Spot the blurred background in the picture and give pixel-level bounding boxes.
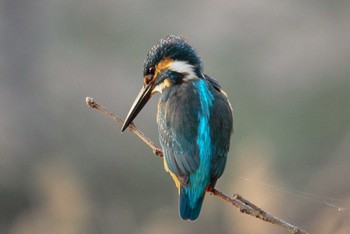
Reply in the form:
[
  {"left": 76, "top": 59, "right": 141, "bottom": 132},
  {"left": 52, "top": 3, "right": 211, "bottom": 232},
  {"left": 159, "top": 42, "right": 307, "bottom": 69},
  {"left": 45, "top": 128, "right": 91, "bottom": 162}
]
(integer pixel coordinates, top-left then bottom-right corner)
[{"left": 1, "top": 0, "right": 350, "bottom": 233}]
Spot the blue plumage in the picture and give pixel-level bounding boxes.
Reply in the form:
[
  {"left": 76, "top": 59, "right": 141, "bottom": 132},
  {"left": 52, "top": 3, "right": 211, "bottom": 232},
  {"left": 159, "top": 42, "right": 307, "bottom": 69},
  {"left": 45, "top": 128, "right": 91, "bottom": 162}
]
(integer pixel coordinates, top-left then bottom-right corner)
[
  {"left": 157, "top": 77, "right": 232, "bottom": 221},
  {"left": 182, "top": 80, "right": 213, "bottom": 220},
  {"left": 180, "top": 187, "right": 204, "bottom": 220},
  {"left": 122, "top": 35, "right": 233, "bottom": 221}
]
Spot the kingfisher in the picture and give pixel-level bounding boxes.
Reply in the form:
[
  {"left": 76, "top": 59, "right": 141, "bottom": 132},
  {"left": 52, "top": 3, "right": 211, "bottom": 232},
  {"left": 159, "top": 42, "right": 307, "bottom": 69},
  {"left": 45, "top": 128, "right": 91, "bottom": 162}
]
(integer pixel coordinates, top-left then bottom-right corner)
[{"left": 121, "top": 35, "right": 233, "bottom": 221}]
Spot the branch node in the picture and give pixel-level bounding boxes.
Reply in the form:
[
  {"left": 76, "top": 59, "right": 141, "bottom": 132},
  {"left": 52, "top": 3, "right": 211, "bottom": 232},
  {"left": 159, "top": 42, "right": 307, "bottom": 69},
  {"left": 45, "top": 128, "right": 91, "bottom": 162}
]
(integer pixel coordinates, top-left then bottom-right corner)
[
  {"left": 153, "top": 148, "right": 164, "bottom": 157},
  {"left": 85, "top": 97, "right": 93, "bottom": 107}
]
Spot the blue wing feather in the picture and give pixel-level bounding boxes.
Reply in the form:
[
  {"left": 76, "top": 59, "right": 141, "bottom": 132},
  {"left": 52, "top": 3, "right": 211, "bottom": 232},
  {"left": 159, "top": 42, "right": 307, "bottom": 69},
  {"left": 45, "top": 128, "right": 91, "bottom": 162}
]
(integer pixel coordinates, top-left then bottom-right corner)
[
  {"left": 205, "top": 75, "right": 233, "bottom": 184},
  {"left": 158, "top": 81, "right": 201, "bottom": 182}
]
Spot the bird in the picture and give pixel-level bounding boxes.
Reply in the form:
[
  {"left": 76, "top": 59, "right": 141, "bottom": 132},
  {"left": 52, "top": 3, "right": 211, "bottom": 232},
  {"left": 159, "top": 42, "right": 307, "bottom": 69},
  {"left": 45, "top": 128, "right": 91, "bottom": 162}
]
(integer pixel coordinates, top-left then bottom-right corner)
[{"left": 121, "top": 35, "right": 233, "bottom": 221}]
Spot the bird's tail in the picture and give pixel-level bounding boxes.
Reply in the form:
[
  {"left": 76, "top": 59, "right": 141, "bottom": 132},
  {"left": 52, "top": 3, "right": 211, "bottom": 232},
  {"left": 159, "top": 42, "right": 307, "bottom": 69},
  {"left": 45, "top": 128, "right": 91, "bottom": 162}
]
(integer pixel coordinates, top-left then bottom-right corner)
[{"left": 179, "top": 188, "right": 205, "bottom": 221}]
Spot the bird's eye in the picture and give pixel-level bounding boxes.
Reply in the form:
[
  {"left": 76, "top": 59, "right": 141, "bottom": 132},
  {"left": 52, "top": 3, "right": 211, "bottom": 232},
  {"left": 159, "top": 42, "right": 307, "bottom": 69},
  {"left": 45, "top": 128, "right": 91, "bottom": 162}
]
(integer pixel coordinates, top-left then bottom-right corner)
[{"left": 148, "top": 66, "right": 155, "bottom": 75}]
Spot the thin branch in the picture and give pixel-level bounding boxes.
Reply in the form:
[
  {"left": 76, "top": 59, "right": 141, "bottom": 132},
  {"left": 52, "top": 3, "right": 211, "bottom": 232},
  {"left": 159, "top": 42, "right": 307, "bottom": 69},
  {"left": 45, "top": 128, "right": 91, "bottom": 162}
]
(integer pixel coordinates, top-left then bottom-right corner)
[
  {"left": 211, "top": 190, "right": 307, "bottom": 234},
  {"left": 86, "top": 97, "right": 163, "bottom": 157},
  {"left": 85, "top": 96, "right": 309, "bottom": 234}
]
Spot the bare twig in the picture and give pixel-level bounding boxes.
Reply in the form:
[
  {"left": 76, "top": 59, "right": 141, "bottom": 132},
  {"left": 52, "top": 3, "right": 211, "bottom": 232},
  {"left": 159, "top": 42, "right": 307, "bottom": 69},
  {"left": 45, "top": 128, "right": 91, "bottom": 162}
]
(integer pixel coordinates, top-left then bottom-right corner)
[
  {"left": 211, "top": 189, "right": 307, "bottom": 234},
  {"left": 85, "top": 96, "right": 309, "bottom": 234},
  {"left": 86, "top": 97, "right": 163, "bottom": 157}
]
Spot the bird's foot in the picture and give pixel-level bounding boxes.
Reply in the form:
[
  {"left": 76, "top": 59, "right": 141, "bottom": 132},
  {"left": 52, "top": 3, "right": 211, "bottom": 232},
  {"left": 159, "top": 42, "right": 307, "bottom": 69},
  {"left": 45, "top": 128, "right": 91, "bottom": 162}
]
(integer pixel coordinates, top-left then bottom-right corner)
[{"left": 206, "top": 185, "right": 216, "bottom": 193}]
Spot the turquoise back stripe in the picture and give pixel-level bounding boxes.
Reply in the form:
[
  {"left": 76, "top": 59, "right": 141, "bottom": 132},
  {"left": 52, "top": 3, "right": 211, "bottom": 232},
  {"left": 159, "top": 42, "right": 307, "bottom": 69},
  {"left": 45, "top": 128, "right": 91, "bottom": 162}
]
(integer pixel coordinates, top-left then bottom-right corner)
[{"left": 185, "top": 79, "right": 214, "bottom": 207}]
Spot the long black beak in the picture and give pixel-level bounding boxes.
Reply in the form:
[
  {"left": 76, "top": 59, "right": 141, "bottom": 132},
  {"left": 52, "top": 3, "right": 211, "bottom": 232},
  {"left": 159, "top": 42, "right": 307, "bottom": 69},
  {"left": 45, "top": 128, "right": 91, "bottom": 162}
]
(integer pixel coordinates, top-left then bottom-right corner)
[{"left": 121, "top": 84, "right": 153, "bottom": 132}]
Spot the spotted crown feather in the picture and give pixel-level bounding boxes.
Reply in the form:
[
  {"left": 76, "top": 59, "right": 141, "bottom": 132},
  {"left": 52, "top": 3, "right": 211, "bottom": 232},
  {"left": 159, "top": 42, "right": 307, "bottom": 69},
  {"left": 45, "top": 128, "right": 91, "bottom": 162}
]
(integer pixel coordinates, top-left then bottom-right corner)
[{"left": 143, "top": 35, "right": 203, "bottom": 77}]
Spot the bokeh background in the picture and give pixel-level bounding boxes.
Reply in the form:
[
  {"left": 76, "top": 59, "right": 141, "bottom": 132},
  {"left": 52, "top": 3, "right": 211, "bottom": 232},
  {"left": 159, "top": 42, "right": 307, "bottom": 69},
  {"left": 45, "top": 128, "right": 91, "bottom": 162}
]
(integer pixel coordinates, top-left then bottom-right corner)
[{"left": 1, "top": 0, "right": 350, "bottom": 233}]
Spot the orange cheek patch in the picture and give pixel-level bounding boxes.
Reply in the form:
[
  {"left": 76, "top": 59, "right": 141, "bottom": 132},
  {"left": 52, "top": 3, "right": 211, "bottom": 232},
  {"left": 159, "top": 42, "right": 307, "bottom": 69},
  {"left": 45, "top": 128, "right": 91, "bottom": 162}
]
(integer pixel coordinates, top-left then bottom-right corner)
[
  {"left": 147, "top": 58, "right": 174, "bottom": 88},
  {"left": 155, "top": 58, "right": 173, "bottom": 77}
]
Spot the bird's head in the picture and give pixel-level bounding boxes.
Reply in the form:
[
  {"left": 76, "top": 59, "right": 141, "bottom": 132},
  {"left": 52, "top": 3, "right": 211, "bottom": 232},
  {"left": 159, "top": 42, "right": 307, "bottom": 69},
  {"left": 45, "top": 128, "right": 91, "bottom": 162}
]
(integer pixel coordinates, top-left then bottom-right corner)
[{"left": 121, "top": 35, "right": 203, "bottom": 131}]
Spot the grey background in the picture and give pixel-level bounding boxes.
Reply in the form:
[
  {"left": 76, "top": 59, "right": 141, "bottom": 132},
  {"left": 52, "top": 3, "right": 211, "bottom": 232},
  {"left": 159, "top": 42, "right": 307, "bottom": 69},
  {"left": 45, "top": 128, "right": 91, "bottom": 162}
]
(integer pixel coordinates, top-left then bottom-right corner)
[{"left": 1, "top": 1, "right": 349, "bottom": 233}]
